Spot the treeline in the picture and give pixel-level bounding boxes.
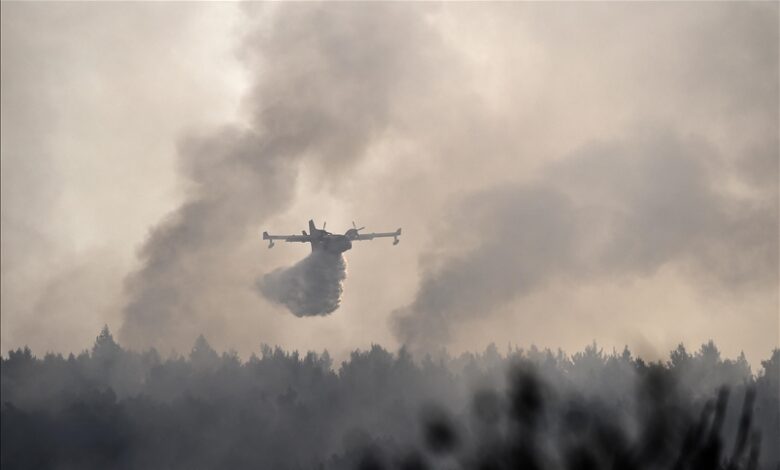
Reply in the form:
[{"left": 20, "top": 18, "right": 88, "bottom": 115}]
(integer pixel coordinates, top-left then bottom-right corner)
[{"left": 1, "top": 327, "right": 778, "bottom": 469}]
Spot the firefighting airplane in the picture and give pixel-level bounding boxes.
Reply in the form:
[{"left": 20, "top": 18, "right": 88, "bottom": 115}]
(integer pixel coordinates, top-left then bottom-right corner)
[{"left": 263, "top": 220, "right": 401, "bottom": 254}]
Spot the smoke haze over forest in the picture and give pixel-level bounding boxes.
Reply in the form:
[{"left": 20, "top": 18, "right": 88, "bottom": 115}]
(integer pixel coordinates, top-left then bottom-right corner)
[
  {"left": 1, "top": 3, "right": 778, "bottom": 468},
  {"left": 2, "top": 330, "right": 778, "bottom": 469},
  {"left": 1, "top": 3, "right": 778, "bottom": 365}
]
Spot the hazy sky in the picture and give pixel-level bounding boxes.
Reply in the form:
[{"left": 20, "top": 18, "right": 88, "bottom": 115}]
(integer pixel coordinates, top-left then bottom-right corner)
[{"left": 2, "top": 2, "right": 777, "bottom": 366}]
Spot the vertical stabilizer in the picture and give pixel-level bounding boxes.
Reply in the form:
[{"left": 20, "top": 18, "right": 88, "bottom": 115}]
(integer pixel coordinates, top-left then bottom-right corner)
[{"left": 309, "top": 219, "right": 317, "bottom": 234}]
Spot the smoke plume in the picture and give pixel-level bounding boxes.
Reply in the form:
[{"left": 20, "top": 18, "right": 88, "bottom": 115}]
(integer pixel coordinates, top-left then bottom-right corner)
[
  {"left": 258, "top": 252, "right": 347, "bottom": 317},
  {"left": 4, "top": 2, "right": 775, "bottom": 361},
  {"left": 118, "top": 3, "right": 449, "bottom": 350},
  {"left": 392, "top": 130, "right": 778, "bottom": 351}
]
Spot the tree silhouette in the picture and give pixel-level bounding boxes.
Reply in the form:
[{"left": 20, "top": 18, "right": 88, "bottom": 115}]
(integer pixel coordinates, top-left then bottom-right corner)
[{"left": 1, "top": 329, "right": 777, "bottom": 469}]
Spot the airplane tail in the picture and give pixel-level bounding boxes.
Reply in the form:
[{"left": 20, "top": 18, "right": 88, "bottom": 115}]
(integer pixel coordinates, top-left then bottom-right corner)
[{"left": 309, "top": 219, "right": 316, "bottom": 234}]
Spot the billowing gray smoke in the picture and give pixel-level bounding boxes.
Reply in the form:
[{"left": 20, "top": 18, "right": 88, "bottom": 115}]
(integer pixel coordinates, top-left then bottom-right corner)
[
  {"left": 118, "top": 3, "right": 450, "bottom": 350},
  {"left": 392, "top": 129, "right": 778, "bottom": 351},
  {"left": 258, "top": 252, "right": 347, "bottom": 317}
]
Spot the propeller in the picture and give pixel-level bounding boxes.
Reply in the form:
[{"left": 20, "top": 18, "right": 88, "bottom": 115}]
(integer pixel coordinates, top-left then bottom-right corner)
[{"left": 352, "top": 221, "right": 366, "bottom": 231}]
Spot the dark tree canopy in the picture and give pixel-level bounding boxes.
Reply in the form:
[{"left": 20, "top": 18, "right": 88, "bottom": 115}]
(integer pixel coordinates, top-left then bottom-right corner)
[{"left": 1, "top": 328, "right": 778, "bottom": 470}]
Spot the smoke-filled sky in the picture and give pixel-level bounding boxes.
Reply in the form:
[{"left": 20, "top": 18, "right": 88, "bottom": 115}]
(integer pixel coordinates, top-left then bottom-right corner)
[{"left": 2, "top": 2, "right": 777, "bottom": 365}]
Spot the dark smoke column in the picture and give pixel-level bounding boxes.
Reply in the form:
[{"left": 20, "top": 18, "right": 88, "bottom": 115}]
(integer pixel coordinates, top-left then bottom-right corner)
[{"left": 119, "top": 4, "right": 449, "bottom": 350}]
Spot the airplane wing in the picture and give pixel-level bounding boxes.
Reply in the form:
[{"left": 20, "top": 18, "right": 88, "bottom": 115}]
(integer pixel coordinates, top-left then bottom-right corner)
[
  {"left": 352, "top": 228, "right": 402, "bottom": 245},
  {"left": 262, "top": 231, "right": 311, "bottom": 248}
]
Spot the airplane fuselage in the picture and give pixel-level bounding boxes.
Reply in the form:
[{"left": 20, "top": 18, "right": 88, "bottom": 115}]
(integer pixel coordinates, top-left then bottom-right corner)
[{"left": 310, "top": 230, "right": 353, "bottom": 254}]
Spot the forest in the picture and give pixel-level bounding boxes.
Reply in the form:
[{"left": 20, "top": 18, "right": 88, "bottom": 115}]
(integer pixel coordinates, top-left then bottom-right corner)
[{"left": 2, "top": 327, "right": 778, "bottom": 470}]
